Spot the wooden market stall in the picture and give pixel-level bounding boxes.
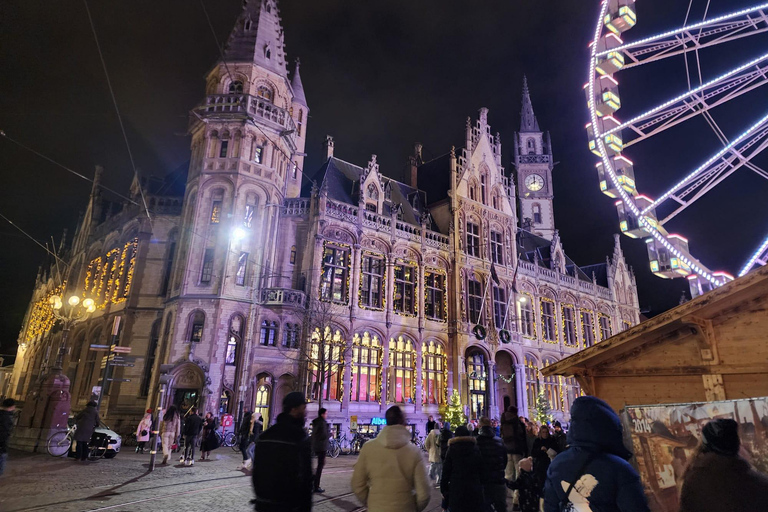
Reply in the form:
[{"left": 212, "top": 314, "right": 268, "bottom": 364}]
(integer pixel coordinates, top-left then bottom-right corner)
[{"left": 542, "top": 265, "right": 768, "bottom": 412}]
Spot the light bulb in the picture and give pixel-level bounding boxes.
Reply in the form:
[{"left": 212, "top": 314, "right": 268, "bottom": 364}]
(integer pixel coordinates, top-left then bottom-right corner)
[
  {"left": 82, "top": 298, "right": 94, "bottom": 309},
  {"left": 232, "top": 227, "right": 247, "bottom": 241},
  {"left": 49, "top": 295, "right": 61, "bottom": 306},
  {"left": 86, "top": 304, "right": 96, "bottom": 313},
  {"left": 68, "top": 295, "right": 80, "bottom": 306}
]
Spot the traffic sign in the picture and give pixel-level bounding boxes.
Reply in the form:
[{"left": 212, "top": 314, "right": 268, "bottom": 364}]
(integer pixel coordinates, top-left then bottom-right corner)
[
  {"left": 111, "top": 363, "right": 135, "bottom": 368},
  {"left": 107, "top": 378, "right": 131, "bottom": 382},
  {"left": 90, "top": 344, "right": 110, "bottom": 351},
  {"left": 111, "top": 345, "right": 132, "bottom": 354}
]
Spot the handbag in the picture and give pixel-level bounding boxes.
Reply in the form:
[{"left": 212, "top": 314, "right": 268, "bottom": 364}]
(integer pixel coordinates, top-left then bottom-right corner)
[
  {"left": 559, "top": 452, "right": 596, "bottom": 512},
  {"left": 141, "top": 430, "right": 148, "bottom": 437}
]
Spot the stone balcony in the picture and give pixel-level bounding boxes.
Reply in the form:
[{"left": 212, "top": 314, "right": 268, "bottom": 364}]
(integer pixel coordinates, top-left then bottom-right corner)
[
  {"left": 259, "top": 287, "right": 306, "bottom": 308},
  {"left": 199, "top": 94, "right": 297, "bottom": 149}
]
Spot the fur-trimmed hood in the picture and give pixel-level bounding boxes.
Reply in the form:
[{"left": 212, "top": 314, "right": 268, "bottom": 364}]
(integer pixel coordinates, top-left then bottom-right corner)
[{"left": 448, "top": 435, "right": 477, "bottom": 446}]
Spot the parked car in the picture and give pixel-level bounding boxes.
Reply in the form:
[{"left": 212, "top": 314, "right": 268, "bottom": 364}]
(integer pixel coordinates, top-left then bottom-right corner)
[{"left": 65, "top": 417, "right": 122, "bottom": 459}]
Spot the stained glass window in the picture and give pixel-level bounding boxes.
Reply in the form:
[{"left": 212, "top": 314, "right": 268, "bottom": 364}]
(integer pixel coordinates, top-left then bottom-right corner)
[
  {"left": 422, "top": 341, "right": 446, "bottom": 405},
  {"left": 389, "top": 336, "right": 414, "bottom": 403},
  {"left": 351, "top": 332, "right": 381, "bottom": 402}
]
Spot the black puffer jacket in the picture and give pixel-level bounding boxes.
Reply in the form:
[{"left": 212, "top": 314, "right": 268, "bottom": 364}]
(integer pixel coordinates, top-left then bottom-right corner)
[
  {"left": 441, "top": 436, "right": 485, "bottom": 512},
  {"left": 252, "top": 413, "right": 312, "bottom": 512},
  {"left": 311, "top": 416, "right": 329, "bottom": 453},
  {"left": 476, "top": 426, "right": 507, "bottom": 485},
  {"left": 439, "top": 424, "right": 452, "bottom": 461}
]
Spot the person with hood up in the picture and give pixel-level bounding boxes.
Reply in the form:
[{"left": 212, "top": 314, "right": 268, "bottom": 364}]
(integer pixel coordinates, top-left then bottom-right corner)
[
  {"left": 252, "top": 392, "right": 312, "bottom": 512},
  {"left": 679, "top": 418, "right": 768, "bottom": 512},
  {"left": 476, "top": 417, "right": 508, "bottom": 512},
  {"left": 73, "top": 401, "right": 100, "bottom": 462},
  {"left": 311, "top": 407, "right": 329, "bottom": 493},
  {"left": 543, "top": 396, "right": 649, "bottom": 512},
  {"left": 351, "top": 405, "right": 431, "bottom": 512},
  {"left": 135, "top": 409, "right": 153, "bottom": 454},
  {"left": 500, "top": 406, "right": 528, "bottom": 483},
  {"left": 424, "top": 420, "right": 442, "bottom": 485},
  {"left": 440, "top": 425, "right": 484, "bottom": 512}
]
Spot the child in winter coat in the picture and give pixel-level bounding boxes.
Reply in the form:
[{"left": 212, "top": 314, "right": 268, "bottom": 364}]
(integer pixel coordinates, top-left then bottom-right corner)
[
  {"left": 506, "top": 457, "right": 542, "bottom": 512},
  {"left": 136, "top": 409, "right": 153, "bottom": 454}
]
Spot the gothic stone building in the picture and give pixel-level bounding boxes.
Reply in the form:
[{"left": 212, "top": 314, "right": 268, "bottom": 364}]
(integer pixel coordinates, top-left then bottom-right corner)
[{"left": 9, "top": 0, "right": 639, "bottom": 436}]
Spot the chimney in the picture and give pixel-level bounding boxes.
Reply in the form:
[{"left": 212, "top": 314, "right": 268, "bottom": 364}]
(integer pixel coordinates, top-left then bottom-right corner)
[
  {"left": 407, "top": 143, "right": 423, "bottom": 189},
  {"left": 323, "top": 135, "right": 334, "bottom": 160}
]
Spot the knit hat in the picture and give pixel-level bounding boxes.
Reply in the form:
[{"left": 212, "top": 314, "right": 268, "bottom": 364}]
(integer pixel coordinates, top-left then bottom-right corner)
[
  {"left": 455, "top": 425, "right": 470, "bottom": 437},
  {"left": 146, "top": 408, "right": 153, "bottom": 414},
  {"left": 702, "top": 419, "right": 740, "bottom": 456},
  {"left": 282, "top": 391, "right": 306, "bottom": 412},
  {"left": 518, "top": 457, "right": 533, "bottom": 473}
]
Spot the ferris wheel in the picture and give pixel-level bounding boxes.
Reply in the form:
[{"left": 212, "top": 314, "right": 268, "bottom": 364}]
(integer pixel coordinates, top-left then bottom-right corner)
[{"left": 586, "top": 1, "right": 768, "bottom": 296}]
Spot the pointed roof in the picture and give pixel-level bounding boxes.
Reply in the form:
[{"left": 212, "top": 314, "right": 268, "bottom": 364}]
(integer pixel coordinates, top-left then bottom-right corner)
[
  {"left": 222, "top": 0, "right": 287, "bottom": 77},
  {"left": 520, "top": 75, "right": 540, "bottom": 132},
  {"left": 291, "top": 58, "right": 307, "bottom": 106}
]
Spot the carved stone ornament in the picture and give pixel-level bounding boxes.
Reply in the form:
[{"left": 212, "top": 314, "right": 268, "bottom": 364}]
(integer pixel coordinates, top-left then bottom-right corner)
[{"left": 175, "top": 368, "right": 204, "bottom": 389}]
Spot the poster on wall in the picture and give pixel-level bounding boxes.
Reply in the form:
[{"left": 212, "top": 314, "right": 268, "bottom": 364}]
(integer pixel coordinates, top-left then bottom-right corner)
[{"left": 620, "top": 397, "right": 768, "bottom": 512}]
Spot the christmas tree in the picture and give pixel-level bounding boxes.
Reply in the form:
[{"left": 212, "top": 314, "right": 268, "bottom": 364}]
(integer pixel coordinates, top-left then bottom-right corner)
[
  {"left": 532, "top": 383, "right": 553, "bottom": 425},
  {"left": 438, "top": 390, "right": 467, "bottom": 431}
]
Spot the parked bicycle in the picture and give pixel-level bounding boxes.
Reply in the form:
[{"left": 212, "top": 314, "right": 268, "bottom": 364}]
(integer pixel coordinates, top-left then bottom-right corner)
[
  {"left": 46, "top": 423, "right": 117, "bottom": 460},
  {"left": 410, "top": 429, "right": 426, "bottom": 452}
]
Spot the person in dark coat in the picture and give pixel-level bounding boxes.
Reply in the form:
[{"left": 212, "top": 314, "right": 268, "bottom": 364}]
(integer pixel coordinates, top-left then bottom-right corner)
[
  {"left": 252, "top": 392, "right": 312, "bottom": 512},
  {"left": 0, "top": 398, "right": 16, "bottom": 476},
  {"left": 441, "top": 425, "right": 484, "bottom": 512},
  {"left": 181, "top": 406, "right": 204, "bottom": 465},
  {"left": 552, "top": 421, "right": 567, "bottom": 453},
  {"left": 543, "top": 396, "right": 649, "bottom": 512},
  {"left": 310, "top": 407, "right": 329, "bottom": 493},
  {"left": 426, "top": 415, "right": 436, "bottom": 434},
  {"left": 500, "top": 406, "right": 528, "bottom": 482},
  {"left": 532, "top": 425, "right": 558, "bottom": 486},
  {"left": 200, "top": 412, "right": 219, "bottom": 460},
  {"left": 439, "top": 421, "right": 452, "bottom": 463},
  {"left": 680, "top": 418, "right": 768, "bottom": 512},
  {"left": 73, "top": 401, "right": 100, "bottom": 461},
  {"left": 476, "top": 417, "right": 507, "bottom": 512},
  {"left": 507, "top": 457, "right": 542, "bottom": 512}
]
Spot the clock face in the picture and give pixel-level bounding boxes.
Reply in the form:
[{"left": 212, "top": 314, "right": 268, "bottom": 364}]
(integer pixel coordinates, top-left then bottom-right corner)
[{"left": 525, "top": 174, "right": 545, "bottom": 192}]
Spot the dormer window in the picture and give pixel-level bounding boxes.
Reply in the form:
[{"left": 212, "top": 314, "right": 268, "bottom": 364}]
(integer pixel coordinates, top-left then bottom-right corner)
[
  {"left": 257, "top": 86, "right": 273, "bottom": 102},
  {"left": 244, "top": 19, "right": 252, "bottom": 31},
  {"left": 228, "top": 81, "right": 243, "bottom": 94},
  {"left": 384, "top": 183, "right": 392, "bottom": 200}
]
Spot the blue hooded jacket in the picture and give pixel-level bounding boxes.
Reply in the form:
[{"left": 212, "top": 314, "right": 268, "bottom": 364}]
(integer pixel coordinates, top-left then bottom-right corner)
[{"left": 543, "top": 396, "right": 649, "bottom": 512}]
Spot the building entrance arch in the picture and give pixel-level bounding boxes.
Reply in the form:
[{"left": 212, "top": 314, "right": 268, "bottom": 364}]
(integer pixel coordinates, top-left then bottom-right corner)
[
  {"left": 494, "top": 350, "right": 517, "bottom": 419},
  {"left": 168, "top": 363, "right": 205, "bottom": 416}
]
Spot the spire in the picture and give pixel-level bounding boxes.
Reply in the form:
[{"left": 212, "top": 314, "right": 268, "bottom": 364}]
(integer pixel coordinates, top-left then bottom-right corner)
[
  {"left": 222, "top": 0, "right": 287, "bottom": 77},
  {"left": 520, "top": 75, "right": 539, "bottom": 132},
  {"left": 291, "top": 58, "right": 307, "bottom": 106}
]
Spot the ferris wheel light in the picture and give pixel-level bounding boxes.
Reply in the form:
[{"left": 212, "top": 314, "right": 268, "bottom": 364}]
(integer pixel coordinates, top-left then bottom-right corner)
[{"left": 739, "top": 234, "right": 768, "bottom": 276}]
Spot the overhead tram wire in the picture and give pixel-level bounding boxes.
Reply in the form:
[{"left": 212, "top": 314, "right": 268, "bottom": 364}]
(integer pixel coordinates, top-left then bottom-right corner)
[
  {"left": 0, "top": 212, "right": 70, "bottom": 270},
  {"left": 82, "top": 0, "right": 152, "bottom": 226}
]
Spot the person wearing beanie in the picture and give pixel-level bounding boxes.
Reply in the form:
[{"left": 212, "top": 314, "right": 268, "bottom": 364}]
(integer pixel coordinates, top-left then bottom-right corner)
[
  {"left": 440, "top": 425, "right": 484, "bottom": 512},
  {"left": 351, "top": 406, "right": 430, "bottom": 512},
  {"left": 552, "top": 421, "right": 567, "bottom": 454},
  {"left": 251, "top": 391, "right": 312, "bottom": 512},
  {"left": 679, "top": 418, "right": 768, "bottom": 512},
  {"left": 543, "top": 396, "right": 649, "bottom": 512},
  {"left": 506, "top": 457, "right": 541, "bottom": 512},
  {"left": 476, "top": 417, "right": 508, "bottom": 512}
]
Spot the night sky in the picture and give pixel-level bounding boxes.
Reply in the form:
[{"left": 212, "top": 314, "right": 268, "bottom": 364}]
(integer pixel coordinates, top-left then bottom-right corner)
[{"left": 1, "top": 0, "right": 767, "bottom": 357}]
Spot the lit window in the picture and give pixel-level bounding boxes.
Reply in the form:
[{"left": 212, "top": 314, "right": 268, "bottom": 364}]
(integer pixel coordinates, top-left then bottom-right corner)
[
  {"left": 360, "top": 254, "right": 384, "bottom": 309},
  {"left": 320, "top": 245, "right": 349, "bottom": 303},
  {"left": 493, "top": 286, "right": 507, "bottom": 329},
  {"left": 244, "top": 204, "right": 255, "bottom": 228},
  {"left": 581, "top": 311, "right": 595, "bottom": 347},
  {"left": 541, "top": 299, "right": 556, "bottom": 342},
  {"left": 256, "top": 86, "right": 273, "bottom": 101},
  {"left": 563, "top": 306, "right": 577, "bottom": 346},
  {"left": 253, "top": 145, "right": 263, "bottom": 164},
  {"left": 467, "top": 350, "right": 486, "bottom": 420},
  {"left": 189, "top": 312, "right": 205, "bottom": 343},
  {"left": 424, "top": 271, "right": 446, "bottom": 321},
  {"left": 599, "top": 315, "right": 612, "bottom": 341},
  {"left": 228, "top": 81, "right": 243, "bottom": 94},
  {"left": 393, "top": 263, "right": 416, "bottom": 315},
  {"left": 422, "top": 341, "right": 446, "bottom": 405},
  {"left": 225, "top": 335, "right": 238, "bottom": 365},
  {"left": 490, "top": 231, "right": 503, "bottom": 265},
  {"left": 259, "top": 320, "right": 278, "bottom": 346},
  {"left": 467, "top": 277, "right": 483, "bottom": 324},
  {"left": 519, "top": 294, "right": 535, "bottom": 337},
  {"left": 307, "top": 327, "right": 344, "bottom": 401},
  {"left": 200, "top": 248, "right": 214, "bottom": 283},
  {"left": 210, "top": 201, "right": 222, "bottom": 224},
  {"left": 389, "top": 336, "right": 415, "bottom": 403},
  {"left": 235, "top": 252, "right": 248, "bottom": 286},
  {"left": 351, "top": 332, "right": 382, "bottom": 402},
  {"left": 524, "top": 354, "right": 539, "bottom": 410},
  {"left": 466, "top": 222, "right": 480, "bottom": 257}
]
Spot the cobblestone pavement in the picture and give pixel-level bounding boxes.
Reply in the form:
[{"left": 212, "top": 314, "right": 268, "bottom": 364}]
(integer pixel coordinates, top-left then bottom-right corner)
[{"left": 0, "top": 447, "right": 476, "bottom": 512}]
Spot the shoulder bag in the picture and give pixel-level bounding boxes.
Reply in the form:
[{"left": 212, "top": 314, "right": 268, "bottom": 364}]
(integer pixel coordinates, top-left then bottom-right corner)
[{"left": 560, "top": 452, "right": 596, "bottom": 512}]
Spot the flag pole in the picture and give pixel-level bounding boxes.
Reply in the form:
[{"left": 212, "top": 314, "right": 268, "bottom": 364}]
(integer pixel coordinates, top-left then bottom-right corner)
[
  {"left": 476, "top": 271, "right": 492, "bottom": 326},
  {"left": 501, "top": 257, "right": 521, "bottom": 331}
]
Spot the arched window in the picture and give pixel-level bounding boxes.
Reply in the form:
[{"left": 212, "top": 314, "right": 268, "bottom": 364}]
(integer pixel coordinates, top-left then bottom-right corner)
[
  {"left": 189, "top": 311, "right": 205, "bottom": 343},
  {"left": 226, "top": 315, "right": 244, "bottom": 365},
  {"left": 519, "top": 293, "right": 535, "bottom": 338},
  {"left": 228, "top": 81, "right": 243, "bottom": 94},
  {"left": 244, "top": 19, "right": 252, "bottom": 31},
  {"left": 219, "top": 389, "right": 232, "bottom": 415},
  {"left": 532, "top": 204, "right": 542, "bottom": 224},
  {"left": 80, "top": 328, "right": 103, "bottom": 399},
  {"left": 351, "top": 332, "right": 382, "bottom": 402},
  {"left": 254, "top": 384, "right": 270, "bottom": 425},
  {"left": 542, "top": 358, "right": 560, "bottom": 411},
  {"left": 389, "top": 336, "right": 415, "bottom": 403},
  {"left": 257, "top": 85, "right": 273, "bottom": 101},
  {"left": 422, "top": 341, "right": 446, "bottom": 405},
  {"left": 527, "top": 138, "right": 535, "bottom": 153},
  {"left": 297, "top": 109, "right": 304, "bottom": 136},
  {"left": 467, "top": 349, "right": 487, "bottom": 420},
  {"left": 524, "top": 354, "right": 539, "bottom": 413},
  {"left": 160, "top": 230, "right": 177, "bottom": 296},
  {"left": 259, "top": 320, "right": 278, "bottom": 346},
  {"left": 480, "top": 174, "right": 487, "bottom": 204},
  {"left": 367, "top": 183, "right": 379, "bottom": 200},
  {"left": 307, "top": 327, "right": 344, "bottom": 401},
  {"left": 283, "top": 323, "right": 300, "bottom": 348},
  {"left": 140, "top": 320, "right": 161, "bottom": 396}
]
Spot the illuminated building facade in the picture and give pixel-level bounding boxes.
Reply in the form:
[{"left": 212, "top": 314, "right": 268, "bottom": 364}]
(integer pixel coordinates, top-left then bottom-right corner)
[{"left": 9, "top": 0, "right": 639, "bottom": 435}]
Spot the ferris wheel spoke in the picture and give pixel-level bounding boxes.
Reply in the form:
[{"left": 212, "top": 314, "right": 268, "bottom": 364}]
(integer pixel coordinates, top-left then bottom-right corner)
[
  {"left": 642, "top": 110, "right": 768, "bottom": 215},
  {"left": 597, "top": 4, "right": 768, "bottom": 68},
  {"left": 740, "top": 235, "right": 768, "bottom": 276},
  {"left": 604, "top": 55, "right": 768, "bottom": 144}
]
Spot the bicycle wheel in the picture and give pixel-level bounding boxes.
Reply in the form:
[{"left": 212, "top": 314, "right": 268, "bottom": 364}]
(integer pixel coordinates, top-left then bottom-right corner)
[
  {"left": 223, "top": 432, "right": 236, "bottom": 447},
  {"left": 231, "top": 434, "right": 242, "bottom": 452},
  {"left": 47, "top": 431, "right": 71, "bottom": 457}
]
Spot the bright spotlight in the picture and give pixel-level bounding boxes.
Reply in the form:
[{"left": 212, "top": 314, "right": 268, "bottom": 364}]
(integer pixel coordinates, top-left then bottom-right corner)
[{"left": 232, "top": 227, "right": 247, "bottom": 241}]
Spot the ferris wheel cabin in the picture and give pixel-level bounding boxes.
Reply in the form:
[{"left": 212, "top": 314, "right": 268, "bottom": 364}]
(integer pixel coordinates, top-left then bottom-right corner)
[{"left": 603, "top": 0, "right": 637, "bottom": 35}]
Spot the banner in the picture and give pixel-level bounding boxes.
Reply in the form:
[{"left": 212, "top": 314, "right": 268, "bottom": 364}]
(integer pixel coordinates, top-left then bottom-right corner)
[{"left": 621, "top": 397, "right": 768, "bottom": 512}]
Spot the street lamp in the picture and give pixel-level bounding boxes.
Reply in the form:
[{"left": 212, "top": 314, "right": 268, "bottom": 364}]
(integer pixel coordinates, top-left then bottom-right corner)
[{"left": 48, "top": 292, "right": 96, "bottom": 370}]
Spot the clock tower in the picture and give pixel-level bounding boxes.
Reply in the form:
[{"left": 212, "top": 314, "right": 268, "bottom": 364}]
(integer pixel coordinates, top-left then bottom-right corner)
[{"left": 514, "top": 76, "right": 556, "bottom": 240}]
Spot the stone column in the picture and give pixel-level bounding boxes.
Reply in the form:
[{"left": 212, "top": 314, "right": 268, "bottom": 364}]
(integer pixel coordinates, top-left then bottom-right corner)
[
  {"left": 515, "top": 363, "right": 528, "bottom": 416},
  {"left": 341, "top": 341, "right": 353, "bottom": 415},
  {"left": 486, "top": 361, "right": 497, "bottom": 419},
  {"left": 414, "top": 343, "right": 423, "bottom": 413},
  {"left": 350, "top": 245, "right": 361, "bottom": 319},
  {"left": 380, "top": 345, "right": 389, "bottom": 415}
]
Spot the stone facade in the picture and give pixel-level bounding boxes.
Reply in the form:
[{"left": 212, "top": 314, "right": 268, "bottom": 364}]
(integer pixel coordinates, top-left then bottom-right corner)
[{"left": 8, "top": 0, "right": 639, "bottom": 437}]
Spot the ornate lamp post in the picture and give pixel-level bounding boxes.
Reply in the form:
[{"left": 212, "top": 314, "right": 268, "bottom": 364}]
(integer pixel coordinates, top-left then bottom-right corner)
[{"left": 11, "top": 292, "right": 96, "bottom": 452}]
